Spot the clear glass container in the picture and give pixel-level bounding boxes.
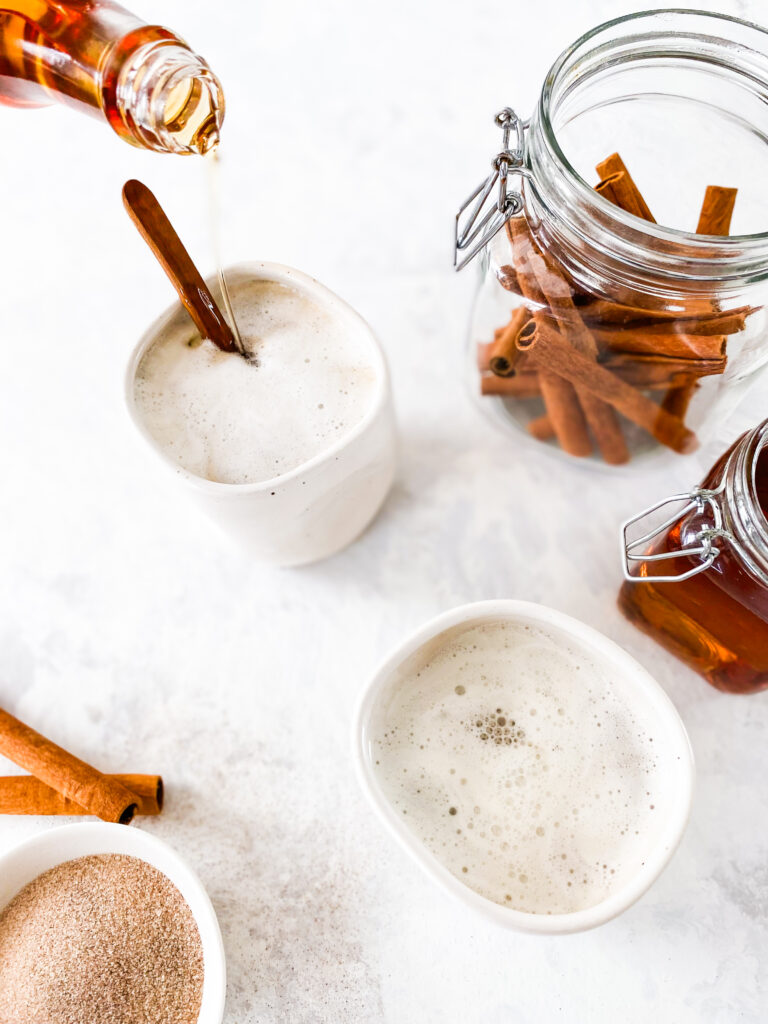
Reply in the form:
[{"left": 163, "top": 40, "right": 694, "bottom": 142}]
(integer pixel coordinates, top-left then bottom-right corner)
[
  {"left": 619, "top": 418, "right": 768, "bottom": 694},
  {"left": 464, "top": 11, "right": 768, "bottom": 468}
]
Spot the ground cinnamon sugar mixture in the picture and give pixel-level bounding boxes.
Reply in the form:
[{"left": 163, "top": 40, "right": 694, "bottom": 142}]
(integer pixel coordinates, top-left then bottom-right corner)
[{"left": 0, "top": 853, "right": 204, "bottom": 1024}]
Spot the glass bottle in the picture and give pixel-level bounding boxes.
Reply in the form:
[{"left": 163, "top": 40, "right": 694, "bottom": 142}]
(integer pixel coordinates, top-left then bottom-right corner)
[
  {"left": 456, "top": 11, "right": 768, "bottom": 470},
  {"left": 619, "top": 418, "right": 768, "bottom": 694},
  {"left": 0, "top": 0, "right": 224, "bottom": 154}
]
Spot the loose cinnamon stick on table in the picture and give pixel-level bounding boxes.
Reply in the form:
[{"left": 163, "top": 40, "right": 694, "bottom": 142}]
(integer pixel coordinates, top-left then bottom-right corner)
[
  {"left": 595, "top": 153, "right": 656, "bottom": 222},
  {"left": 489, "top": 307, "right": 532, "bottom": 377},
  {"left": 0, "top": 707, "right": 140, "bottom": 824},
  {"left": 506, "top": 218, "right": 593, "bottom": 457},
  {"left": 0, "top": 774, "right": 163, "bottom": 816},
  {"left": 515, "top": 319, "right": 698, "bottom": 454}
]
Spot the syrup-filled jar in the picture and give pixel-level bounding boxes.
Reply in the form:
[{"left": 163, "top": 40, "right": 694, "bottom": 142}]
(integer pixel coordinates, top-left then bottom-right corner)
[
  {"left": 619, "top": 418, "right": 768, "bottom": 694},
  {"left": 458, "top": 11, "right": 768, "bottom": 469}
]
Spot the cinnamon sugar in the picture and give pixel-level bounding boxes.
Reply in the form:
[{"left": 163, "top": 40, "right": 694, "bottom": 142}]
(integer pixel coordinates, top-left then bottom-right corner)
[{"left": 0, "top": 853, "right": 204, "bottom": 1024}]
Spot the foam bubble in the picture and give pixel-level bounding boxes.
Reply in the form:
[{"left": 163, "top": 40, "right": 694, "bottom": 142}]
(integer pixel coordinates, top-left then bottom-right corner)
[
  {"left": 134, "top": 279, "right": 377, "bottom": 485},
  {"left": 371, "top": 620, "right": 668, "bottom": 915}
]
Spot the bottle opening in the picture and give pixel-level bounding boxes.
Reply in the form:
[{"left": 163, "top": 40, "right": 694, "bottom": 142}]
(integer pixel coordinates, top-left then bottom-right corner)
[
  {"left": 116, "top": 40, "right": 225, "bottom": 155},
  {"left": 161, "top": 73, "right": 220, "bottom": 154}
]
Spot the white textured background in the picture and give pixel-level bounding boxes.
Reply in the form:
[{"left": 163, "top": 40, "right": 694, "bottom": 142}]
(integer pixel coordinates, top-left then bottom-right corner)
[{"left": 1, "top": 1, "right": 767, "bottom": 1021}]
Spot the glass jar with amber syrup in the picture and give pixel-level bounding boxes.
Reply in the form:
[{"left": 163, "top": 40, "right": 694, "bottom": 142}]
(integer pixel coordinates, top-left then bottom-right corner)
[
  {"left": 458, "top": 11, "right": 768, "bottom": 468},
  {"left": 619, "top": 419, "right": 768, "bottom": 694}
]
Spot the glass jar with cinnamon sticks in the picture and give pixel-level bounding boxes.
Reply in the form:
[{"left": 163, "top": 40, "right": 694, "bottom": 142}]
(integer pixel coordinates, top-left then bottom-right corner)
[
  {"left": 459, "top": 11, "right": 768, "bottom": 467},
  {"left": 619, "top": 418, "right": 768, "bottom": 695}
]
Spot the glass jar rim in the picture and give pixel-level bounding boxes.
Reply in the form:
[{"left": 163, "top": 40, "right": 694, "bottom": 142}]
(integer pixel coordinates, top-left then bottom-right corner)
[{"left": 534, "top": 9, "right": 768, "bottom": 287}]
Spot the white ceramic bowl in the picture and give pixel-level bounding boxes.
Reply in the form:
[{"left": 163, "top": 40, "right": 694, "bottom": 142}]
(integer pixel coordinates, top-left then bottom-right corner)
[
  {"left": 125, "top": 261, "right": 397, "bottom": 567},
  {"left": 353, "top": 600, "right": 695, "bottom": 935},
  {"left": 0, "top": 823, "right": 226, "bottom": 1022}
]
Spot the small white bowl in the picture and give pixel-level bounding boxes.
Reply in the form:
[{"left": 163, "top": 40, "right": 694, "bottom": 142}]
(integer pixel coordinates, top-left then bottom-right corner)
[
  {"left": 353, "top": 599, "right": 695, "bottom": 935},
  {"left": 0, "top": 823, "right": 226, "bottom": 1022}
]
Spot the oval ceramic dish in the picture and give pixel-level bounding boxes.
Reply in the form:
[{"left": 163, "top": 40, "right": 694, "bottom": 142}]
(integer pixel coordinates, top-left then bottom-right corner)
[{"left": 353, "top": 599, "right": 695, "bottom": 934}]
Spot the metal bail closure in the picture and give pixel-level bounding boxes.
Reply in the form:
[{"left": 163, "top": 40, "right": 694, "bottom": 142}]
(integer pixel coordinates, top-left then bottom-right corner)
[
  {"left": 621, "top": 485, "right": 735, "bottom": 584},
  {"left": 454, "top": 107, "right": 528, "bottom": 272}
]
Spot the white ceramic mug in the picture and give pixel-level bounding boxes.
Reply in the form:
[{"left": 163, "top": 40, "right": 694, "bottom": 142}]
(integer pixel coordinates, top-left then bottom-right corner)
[
  {"left": 0, "top": 823, "right": 226, "bottom": 1023},
  {"left": 354, "top": 600, "right": 695, "bottom": 934},
  {"left": 125, "top": 262, "right": 397, "bottom": 567}
]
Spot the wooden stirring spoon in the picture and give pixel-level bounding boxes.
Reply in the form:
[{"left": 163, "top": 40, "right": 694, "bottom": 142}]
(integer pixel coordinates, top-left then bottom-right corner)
[{"left": 122, "top": 178, "right": 244, "bottom": 356}]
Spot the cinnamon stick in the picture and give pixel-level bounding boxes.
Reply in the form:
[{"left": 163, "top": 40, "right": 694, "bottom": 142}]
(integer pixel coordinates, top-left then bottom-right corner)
[
  {"left": 516, "top": 319, "right": 698, "bottom": 454},
  {"left": 527, "top": 414, "right": 555, "bottom": 441},
  {"left": 497, "top": 264, "right": 522, "bottom": 294},
  {"left": 578, "top": 299, "right": 751, "bottom": 332},
  {"left": 595, "top": 171, "right": 656, "bottom": 222},
  {"left": 0, "top": 708, "right": 140, "bottom": 824},
  {"left": 595, "top": 154, "right": 656, "bottom": 222},
  {"left": 662, "top": 184, "right": 738, "bottom": 418},
  {"left": 506, "top": 218, "right": 593, "bottom": 457},
  {"left": 489, "top": 307, "right": 532, "bottom": 377},
  {"left": 481, "top": 359, "right": 715, "bottom": 396},
  {"left": 602, "top": 352, "right": 726, "bottom": 387},
  {"left": 0, "top": 774, "right": 163, "bottom": 816},
  {"left": 696, "top": 186, "right": 738, "bottom": 236},
  {"left": 594, "top": 329, "right": 728, "bottom": 360},
  {"left": 522, "top": 238, "right": 630, "bottom": 464},
  {"left": 481, "top": 373, "right": 541, "bottom": 398}
]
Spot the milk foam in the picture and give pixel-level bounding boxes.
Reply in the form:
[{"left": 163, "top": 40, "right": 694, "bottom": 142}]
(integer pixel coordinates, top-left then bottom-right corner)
[
  {"left": 133, "top": 279, "right": 378, "bottom": 485},
  {"left": 371, "top": 620, "right": 670, "bottom": 915}
]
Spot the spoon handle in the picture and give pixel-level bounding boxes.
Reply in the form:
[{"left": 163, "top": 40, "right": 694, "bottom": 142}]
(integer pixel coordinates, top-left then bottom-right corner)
[{"left": 122, "top": 179, "right": 238, "bottom": 354}]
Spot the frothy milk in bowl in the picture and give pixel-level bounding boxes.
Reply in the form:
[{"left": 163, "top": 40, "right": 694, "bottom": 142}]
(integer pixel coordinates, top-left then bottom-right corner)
[
  {"left": 126, "top": 263, "right": 396, "bottom": 565},
  {"left": 354, "top": 601, "right": 694, "bottom": 933}
]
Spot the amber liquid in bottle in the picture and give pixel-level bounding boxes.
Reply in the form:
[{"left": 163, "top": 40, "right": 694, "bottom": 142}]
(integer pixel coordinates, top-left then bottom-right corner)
[
  {"left": 619, "top": 445, "right": 768, "bottom": 694},
  {"left": 0, "top": 0, "right": 223, "bottom": 153}
]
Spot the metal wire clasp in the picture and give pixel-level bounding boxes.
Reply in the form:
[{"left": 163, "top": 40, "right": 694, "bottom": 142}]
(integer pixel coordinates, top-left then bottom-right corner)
[
  {"left": 621, "top": 484, "right": 734, "bottom": 583},
  {"left": 454, "top": 107, "right": 528, "bottom": 272}
]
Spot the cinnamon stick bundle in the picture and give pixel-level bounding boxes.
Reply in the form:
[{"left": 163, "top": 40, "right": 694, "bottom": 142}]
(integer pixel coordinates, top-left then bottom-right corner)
[
  {"left": 0, "top": 707, "right": 141, "bottom": 824},
  {"left": 0, "top": 774, "right": 163, "bottom": 816},
  {"left": 479, "top": 152, "right": 751, "bottom": 462},
  {"left": 515, "top": 319, "right": 698, "bottom": 454}
]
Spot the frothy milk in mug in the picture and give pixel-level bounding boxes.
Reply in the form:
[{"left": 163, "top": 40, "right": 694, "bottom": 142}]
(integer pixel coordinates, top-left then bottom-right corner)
[
  {"left": 134, "top": 279, "right": 379, "bottom": 484},
  {"left": 370, "top": 619, "right": 673, "bottom": 915},
  {"left": 127, "top": 264, "right": 396, "bottom": 564}
]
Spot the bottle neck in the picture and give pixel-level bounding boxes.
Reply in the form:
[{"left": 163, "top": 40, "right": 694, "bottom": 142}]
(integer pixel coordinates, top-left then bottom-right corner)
[
  {"left": 109, "top": 39, "right": 224, "bottom": 155},
  {"left": 524, "top": 10, "right": 768, "bottom": 299}
]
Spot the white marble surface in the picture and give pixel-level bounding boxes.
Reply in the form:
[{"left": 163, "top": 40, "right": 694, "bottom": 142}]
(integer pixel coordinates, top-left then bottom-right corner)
[{"left": 2, "top": 1, "right": 768, "bottom": 1021}]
